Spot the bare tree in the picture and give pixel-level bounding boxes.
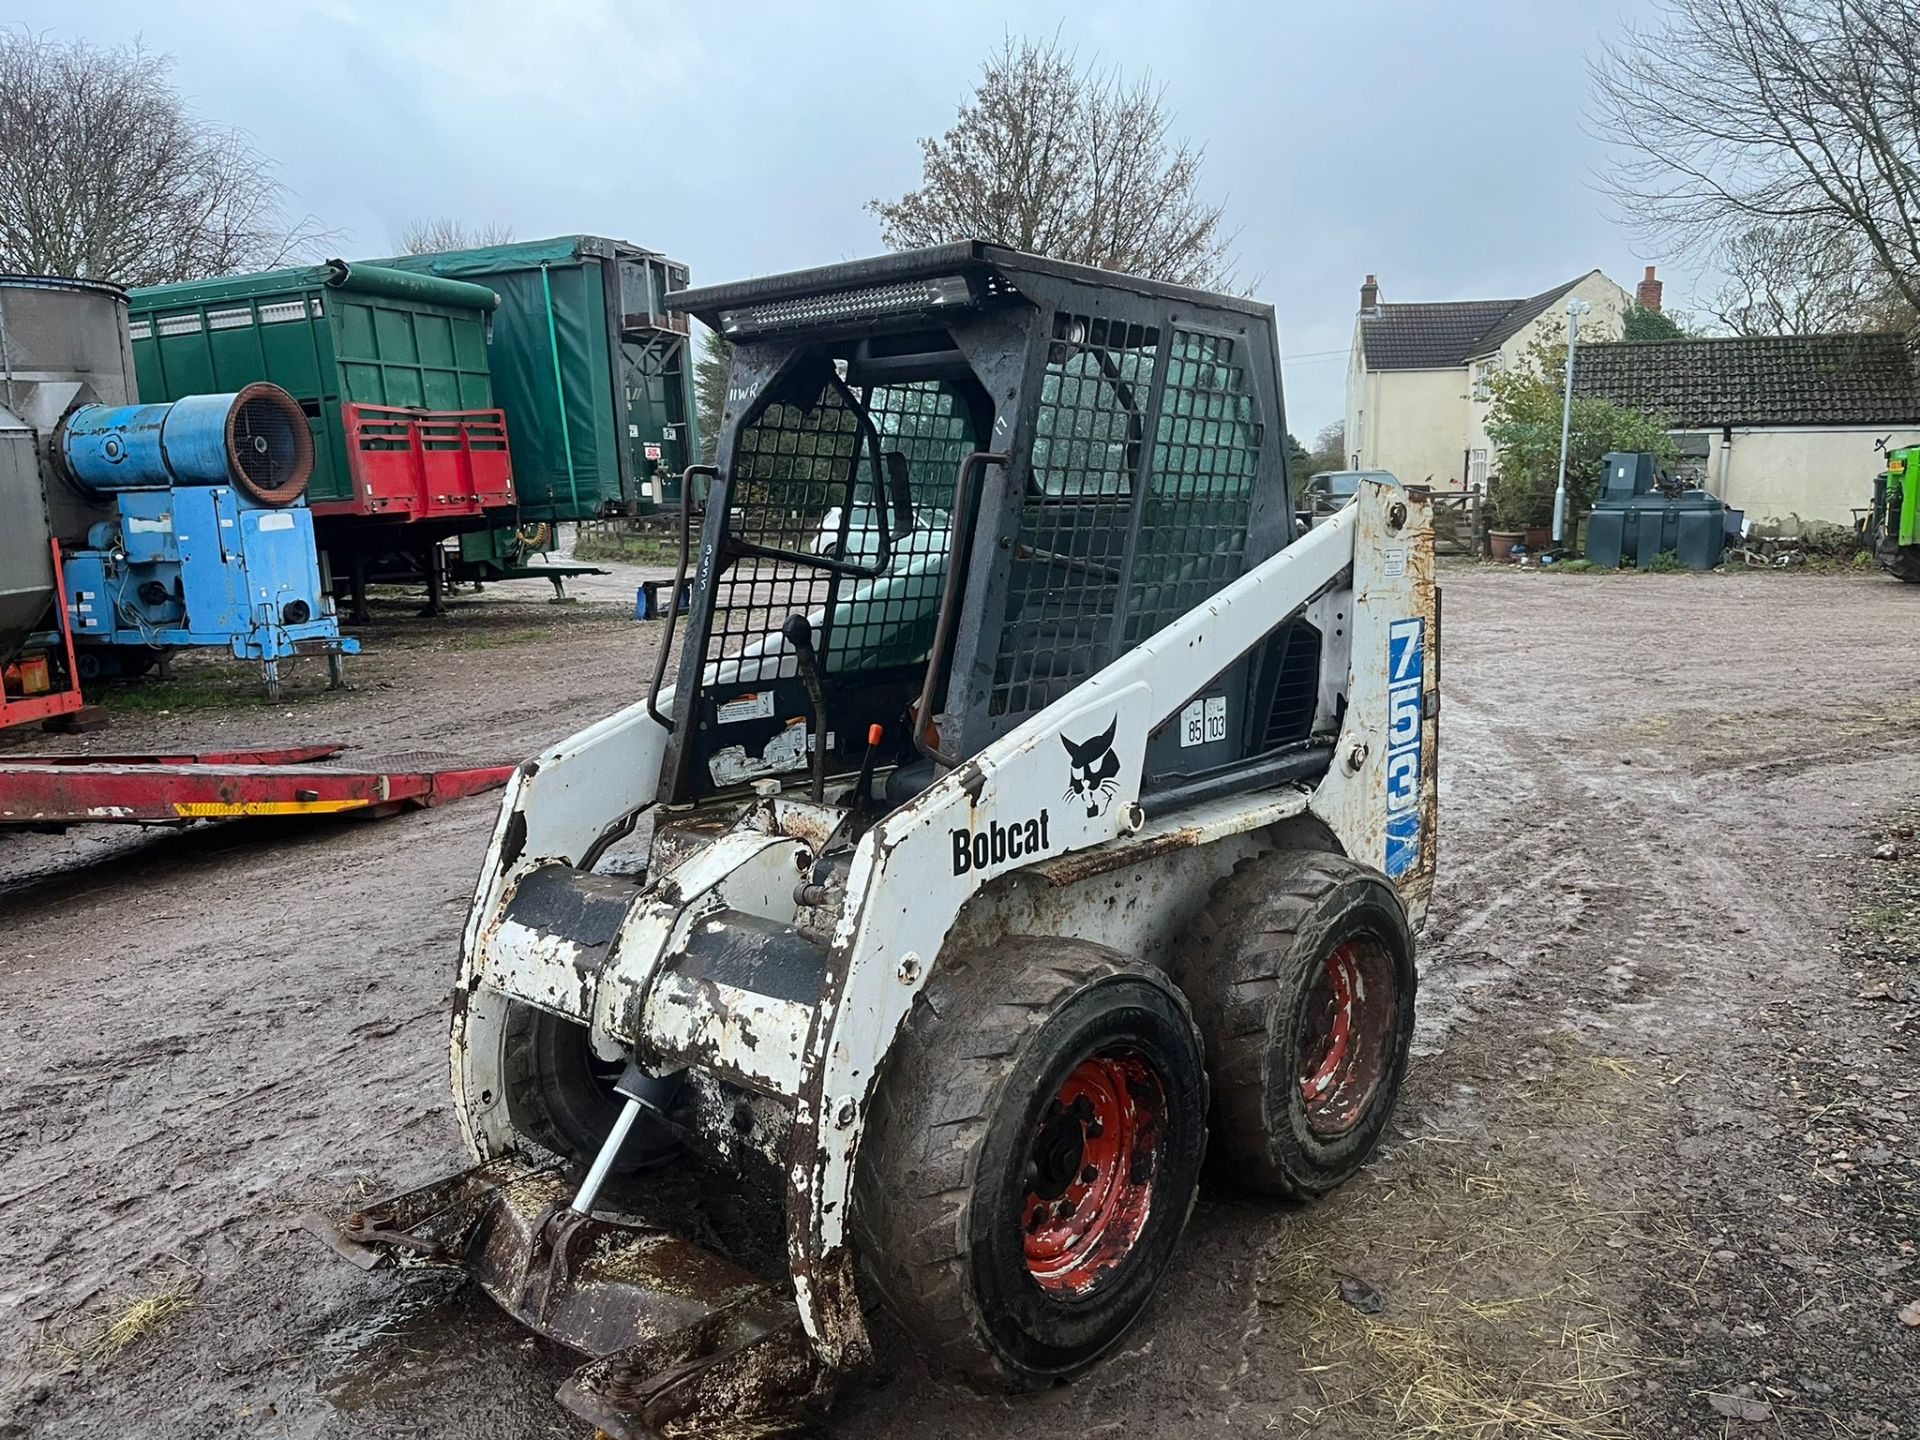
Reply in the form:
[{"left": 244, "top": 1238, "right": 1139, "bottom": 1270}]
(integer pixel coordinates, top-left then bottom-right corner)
[
  {"left": 1306, "top": 421, "right": 1345, "bottom": 474},
  {"left": 1590, "top": 0, "right": 1920, "bottom": 317},
  {"left": 398, "top": 217, "right": 517, "bottom": 254},
  {"left": 1704, "top": 220, "right": 1884, "bottom": 333},
  {"left": 0, "top": 30, "right": 324, "bottom": 286},
  {"left": 869, "top": 36, "right": 1235, "bottom": 287},
  {"left": 694, "top": 329, "right": 733, "bottom": 463}
]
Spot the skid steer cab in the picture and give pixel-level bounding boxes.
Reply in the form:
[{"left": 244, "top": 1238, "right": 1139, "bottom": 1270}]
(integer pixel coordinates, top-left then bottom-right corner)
[{"left": 310, "top": 242, "right": 1439, "bottom": 1436}]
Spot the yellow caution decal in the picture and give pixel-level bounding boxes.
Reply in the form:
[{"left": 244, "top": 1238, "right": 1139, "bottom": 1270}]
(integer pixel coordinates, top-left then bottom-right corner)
[{"left": 170, "top": 800, "right": 367, "bottom": 817}]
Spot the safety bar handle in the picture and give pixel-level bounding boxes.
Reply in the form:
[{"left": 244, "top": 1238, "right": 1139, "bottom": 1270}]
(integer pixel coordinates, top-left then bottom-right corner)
[
  {"left": 646, "top": 465, "right": 714, "bottom": 733},
  {"left": 728, "top": 387, "right": 897, "bottom": 579},
  {"left": 911, "top": 450, "right": 1009, "bottom": 768}
]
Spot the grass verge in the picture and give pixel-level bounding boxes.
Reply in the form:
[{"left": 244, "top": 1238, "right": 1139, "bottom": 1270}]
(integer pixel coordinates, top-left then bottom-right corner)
[
  {"left": 1251, "top": 1037, "right": 1667, "bottom": 1437},
  {"left": 573, "top": 532, "right": 683, "bottom": 565}
]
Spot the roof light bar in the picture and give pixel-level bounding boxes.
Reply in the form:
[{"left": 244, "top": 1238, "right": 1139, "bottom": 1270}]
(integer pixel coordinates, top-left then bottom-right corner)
[{"left": 719, "top": 274, "right": 975, "bottom": 337}]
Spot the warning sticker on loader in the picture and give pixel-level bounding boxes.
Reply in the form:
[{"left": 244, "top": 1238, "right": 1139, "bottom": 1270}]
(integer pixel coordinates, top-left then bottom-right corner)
[
  {"left": 1384, "top": 617, "right": 1424, "bottom": 878},
  {"left": 716, "top": 690, "right": 776, "bottom": 724}
]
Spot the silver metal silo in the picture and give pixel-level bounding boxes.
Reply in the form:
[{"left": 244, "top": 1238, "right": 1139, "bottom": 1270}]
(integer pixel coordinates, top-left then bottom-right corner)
[{"left": 0, "top": 275, "right": 138, "bottom": 665}]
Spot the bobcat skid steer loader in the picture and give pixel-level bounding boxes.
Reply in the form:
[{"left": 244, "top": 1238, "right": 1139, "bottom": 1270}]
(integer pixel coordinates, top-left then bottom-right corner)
[{"left": 310, "top": 242, "right": 1439, "bottom": 1436}]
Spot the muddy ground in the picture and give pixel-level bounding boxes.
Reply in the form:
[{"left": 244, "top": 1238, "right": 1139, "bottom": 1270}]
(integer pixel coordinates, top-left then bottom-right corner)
[{"left": 1, "top": 559, "right": 1916, "bottom": 1439}]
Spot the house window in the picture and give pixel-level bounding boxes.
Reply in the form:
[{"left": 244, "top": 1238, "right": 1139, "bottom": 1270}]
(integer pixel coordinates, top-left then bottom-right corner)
[{"left": 1469, "top": 448, "right": 1488, "bottom": 488}]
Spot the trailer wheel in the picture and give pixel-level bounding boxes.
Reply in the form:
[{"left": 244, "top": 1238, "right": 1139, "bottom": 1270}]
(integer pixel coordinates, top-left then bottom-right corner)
[
  {"left": 853, "top": 939, "right": 1207, "bottom": 1388},
  {"left": 73, "top": 646, "right": 155, "bottom": 683},
  {"left": 501, "top": 1002, "right": 678, "bottom": 1174},
  {"left": 1181, "top": 850, "right": 1415, "bottom": 1198},
  {"left": 111, "top": 646, "right": 158, "bottom": 679}
]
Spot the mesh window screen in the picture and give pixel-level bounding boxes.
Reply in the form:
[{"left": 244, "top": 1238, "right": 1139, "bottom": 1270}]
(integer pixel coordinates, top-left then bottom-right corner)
[
  {"left": 990, "top": 314, "right": 1160, "bottom": 718},
  {"left": 704, "top": 379, "right": 860, "bottom": 667},
  {"left": 1124, "top": 330, "right": 1263, "bottom": 645},
  {"left": 827, "top": 381, "right": 977, "bottom": 674}
]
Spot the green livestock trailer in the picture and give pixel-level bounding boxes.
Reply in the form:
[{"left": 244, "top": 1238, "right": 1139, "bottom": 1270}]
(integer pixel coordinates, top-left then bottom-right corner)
[
  {"left": 128, "top": 260, "right": 527, "bottom": 614},
  {"left": 129, "top": 260, "right": 503, "bottom": 512},
  {"left": 373, "top": 235, "right": 698, "bottom": 518}
]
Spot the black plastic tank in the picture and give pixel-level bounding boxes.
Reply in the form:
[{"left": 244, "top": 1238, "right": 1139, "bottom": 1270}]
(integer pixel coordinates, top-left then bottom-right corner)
[{"left": 1585, "top": 451, "right": 1741, "bottom": 570}]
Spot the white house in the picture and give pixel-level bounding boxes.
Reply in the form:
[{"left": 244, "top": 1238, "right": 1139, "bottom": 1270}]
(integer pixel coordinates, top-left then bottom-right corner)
[
  {"left": 1344, "top": 268, "right": 1641, "bottom": 489},
  {"left": 1572, "top": 333, "right": 1920, "bottom": 529}
]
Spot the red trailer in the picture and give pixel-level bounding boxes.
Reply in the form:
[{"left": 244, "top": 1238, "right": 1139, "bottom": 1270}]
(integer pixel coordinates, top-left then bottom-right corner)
[
  {"left": 0, "top": 746, "right": 514, "bottom": 825},
  {"left": 321, "top": 404, "right": 517, "bottom": 526}
]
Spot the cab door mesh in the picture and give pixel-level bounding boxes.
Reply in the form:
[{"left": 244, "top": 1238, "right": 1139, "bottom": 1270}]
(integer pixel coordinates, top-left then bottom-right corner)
[
  {"left": 826, "top": 380, "right": 977, "bottom": 674},
  {"left": 988, "top": 317, "right": 1270, "bottom": 724},
  {"left": 1124, "top": 330, "right": 1265, "bottom": 644},
  {"left": 705, "top": 379, "right": 859, "bottom": 667},
  {"left": 989, "top": 314, "right": 1159, "bottom": 718}
]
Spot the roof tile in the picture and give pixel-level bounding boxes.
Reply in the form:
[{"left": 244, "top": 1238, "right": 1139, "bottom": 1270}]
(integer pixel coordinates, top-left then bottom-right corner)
[
  {"left": 1359, "top": 276, "right": 1588, "bottom": 370},
  {"left": 1572, "top": 334, "right": 1920, "bottom": 428}
]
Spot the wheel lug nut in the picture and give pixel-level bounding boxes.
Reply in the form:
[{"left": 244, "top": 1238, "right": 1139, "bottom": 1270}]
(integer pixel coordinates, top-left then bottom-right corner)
[
  {"left": 1080, "top": 1164, "right": 1098, "bottom": 1184},
  {"left": 1086, "top": 1119, "right": 1104, "bottom": 1139},
  {"left": 1057, "top": 1197, "right": 1077, "bottom": 1219}
]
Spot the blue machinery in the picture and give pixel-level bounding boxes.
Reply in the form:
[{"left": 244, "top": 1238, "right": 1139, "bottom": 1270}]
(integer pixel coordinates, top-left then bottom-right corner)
[
  {"left": 55, "top": 383, "right": 356, "bottom": 698},
  {"left": 1, "top": 276, "right": 353, "bottom": 705}
]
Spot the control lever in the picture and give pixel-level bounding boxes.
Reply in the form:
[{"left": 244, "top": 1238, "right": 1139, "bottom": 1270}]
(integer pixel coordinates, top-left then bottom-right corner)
[
  {"left": 782, "top": 614, "right": 830, "bottom": 803},
  {"left": 855, "top": 723, "right": 883, "bottom": 808},
  {"left": 884, "top": 452, "right": 914, "bottom": 536}
]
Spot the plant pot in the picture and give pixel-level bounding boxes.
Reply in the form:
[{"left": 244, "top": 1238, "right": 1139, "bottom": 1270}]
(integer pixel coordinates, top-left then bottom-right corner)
[
  {"left": 1525, "top": 526, "right": 1552, "bottom": 551},
  {"left": 1489, "top": 530, "right": 1522, "bottom": 560}
]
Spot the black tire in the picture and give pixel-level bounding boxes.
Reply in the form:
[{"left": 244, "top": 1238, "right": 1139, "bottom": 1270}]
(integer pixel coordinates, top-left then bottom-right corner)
[
  {"left": 73, "top": 646, "right": 158, "bottom": 683},
  {"left": 853, "top": 938, "right": 1208, "bottom": 1388},
  {"left": 109, "top": 645, "right": 158, "bottom": 679},
  {"left": 1180, "top": 849, "right": 1416, "bottom": 1199},
  {"left": 501, "top": 1002, "right": 677, "bottom": 1173}
]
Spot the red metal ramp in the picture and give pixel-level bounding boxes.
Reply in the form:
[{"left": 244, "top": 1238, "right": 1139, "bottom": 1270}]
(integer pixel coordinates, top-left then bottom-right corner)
[{"left": 0, "top": 746, "right": 515, "bottom": 825}]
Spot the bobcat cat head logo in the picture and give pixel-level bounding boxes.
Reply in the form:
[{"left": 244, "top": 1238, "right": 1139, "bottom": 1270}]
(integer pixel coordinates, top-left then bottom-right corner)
[{"left": 1061, "top": 716, "right": 1121, "bottom": 818}]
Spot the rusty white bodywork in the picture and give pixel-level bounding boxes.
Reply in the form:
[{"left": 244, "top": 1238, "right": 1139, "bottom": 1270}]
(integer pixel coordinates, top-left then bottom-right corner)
[{"left": 451, "top": 479, "right": 1438, "bottom": 1369}]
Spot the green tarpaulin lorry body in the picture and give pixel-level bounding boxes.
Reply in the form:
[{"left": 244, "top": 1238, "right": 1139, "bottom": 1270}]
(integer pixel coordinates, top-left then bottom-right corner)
[{"left": 373, "top": 236, "right": 697, "bottom": 518}]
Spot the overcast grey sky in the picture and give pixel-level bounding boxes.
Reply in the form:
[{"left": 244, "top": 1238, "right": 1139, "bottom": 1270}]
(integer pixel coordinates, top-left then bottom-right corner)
[{"left": 20, "top": 0, "right": 1682, "bottom": 434}]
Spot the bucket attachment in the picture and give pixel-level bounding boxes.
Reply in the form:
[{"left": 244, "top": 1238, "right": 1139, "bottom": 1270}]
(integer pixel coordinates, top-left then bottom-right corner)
[{"left": 304, "top": 1159, "right": 828, "bottom": 1437}]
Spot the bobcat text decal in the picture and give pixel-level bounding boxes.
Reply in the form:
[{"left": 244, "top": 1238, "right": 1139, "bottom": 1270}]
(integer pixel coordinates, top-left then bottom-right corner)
[
  {"left": 951, "top": 809, "right": 1052, "bottom": 876},
  {"left": 948, "top": 712, "right": 1121, "bottom": 877}
]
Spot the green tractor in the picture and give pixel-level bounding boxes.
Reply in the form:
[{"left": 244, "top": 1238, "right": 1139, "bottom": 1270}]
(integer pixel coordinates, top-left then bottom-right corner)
[{"left": 1870, "top": 443, "right": 1920, "bottom": 582}]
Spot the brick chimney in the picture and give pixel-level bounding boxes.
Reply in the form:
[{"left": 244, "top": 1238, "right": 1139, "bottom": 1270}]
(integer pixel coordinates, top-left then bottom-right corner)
[
  {"left": 1360, "top": 274, "right": 1380, "bottom": 313},
  {"left": 1636, "top": 265, "right": 1663, "bottom": 312}
]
